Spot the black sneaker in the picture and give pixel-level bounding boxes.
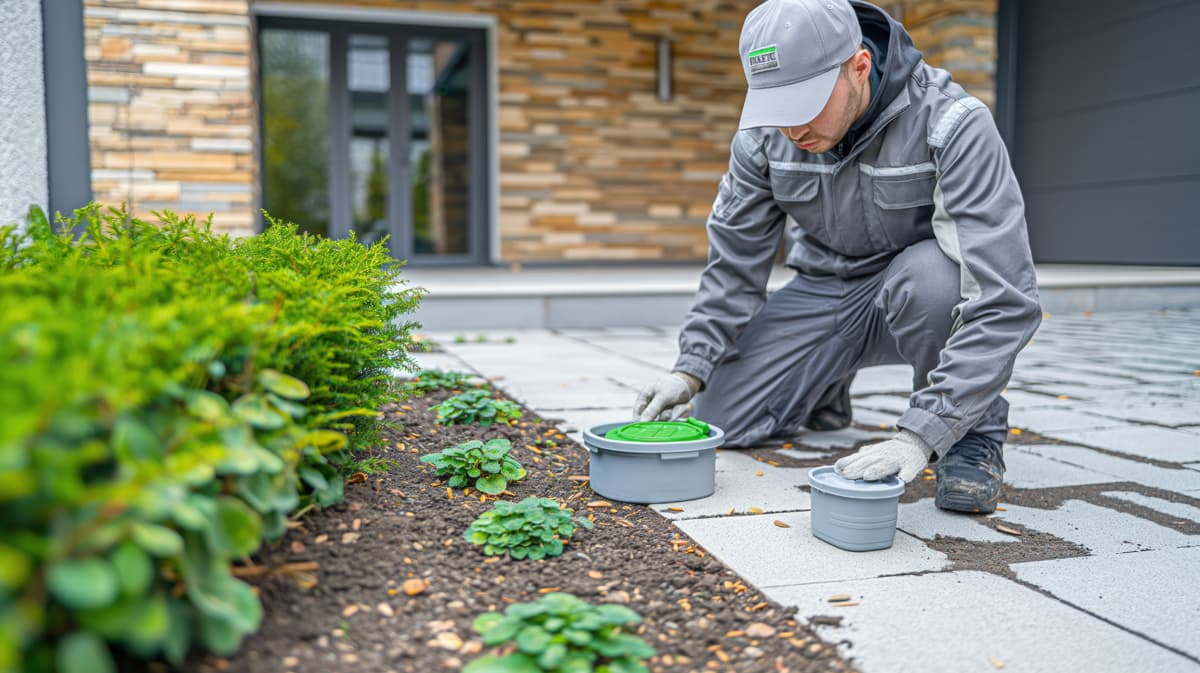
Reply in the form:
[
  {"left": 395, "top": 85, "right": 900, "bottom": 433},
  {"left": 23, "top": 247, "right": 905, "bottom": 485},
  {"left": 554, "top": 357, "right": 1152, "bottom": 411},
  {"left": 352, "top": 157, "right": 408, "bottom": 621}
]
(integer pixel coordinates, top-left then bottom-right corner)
[
  {"left": 934, "top": 432, "right": 1006, "bottom": 513},
  {"left": 805, "top": 375, "right": 854, "bottom": 431}
]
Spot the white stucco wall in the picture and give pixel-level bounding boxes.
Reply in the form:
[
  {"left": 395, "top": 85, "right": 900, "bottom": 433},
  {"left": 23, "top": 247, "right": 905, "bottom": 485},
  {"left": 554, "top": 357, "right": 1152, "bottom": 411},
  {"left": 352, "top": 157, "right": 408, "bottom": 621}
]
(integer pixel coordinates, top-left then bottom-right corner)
[{"left": 0, "top": 0, "right": 48, "bottom": 231}]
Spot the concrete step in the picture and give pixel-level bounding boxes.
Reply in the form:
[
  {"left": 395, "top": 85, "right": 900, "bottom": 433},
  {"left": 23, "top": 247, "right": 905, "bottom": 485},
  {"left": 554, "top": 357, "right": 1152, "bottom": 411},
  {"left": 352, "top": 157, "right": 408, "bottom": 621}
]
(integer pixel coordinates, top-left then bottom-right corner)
[{"left": 403, "top": 264, "right": 1200, "bottom": 329}]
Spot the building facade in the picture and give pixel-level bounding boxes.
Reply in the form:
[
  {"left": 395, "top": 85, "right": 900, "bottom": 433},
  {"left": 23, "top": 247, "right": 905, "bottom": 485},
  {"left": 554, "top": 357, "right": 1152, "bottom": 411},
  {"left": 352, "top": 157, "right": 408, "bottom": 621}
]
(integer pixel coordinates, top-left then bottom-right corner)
[{"left": 61, "top": 0, "right": 1004, "bottom": 265}]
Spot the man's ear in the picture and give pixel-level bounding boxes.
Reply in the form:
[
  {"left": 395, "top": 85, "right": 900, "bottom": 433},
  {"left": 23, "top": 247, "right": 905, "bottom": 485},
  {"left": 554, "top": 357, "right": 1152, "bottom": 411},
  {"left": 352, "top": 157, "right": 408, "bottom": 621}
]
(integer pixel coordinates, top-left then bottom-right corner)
[{"left": 852, "top": 48, "right": 872, "bottom": 82}]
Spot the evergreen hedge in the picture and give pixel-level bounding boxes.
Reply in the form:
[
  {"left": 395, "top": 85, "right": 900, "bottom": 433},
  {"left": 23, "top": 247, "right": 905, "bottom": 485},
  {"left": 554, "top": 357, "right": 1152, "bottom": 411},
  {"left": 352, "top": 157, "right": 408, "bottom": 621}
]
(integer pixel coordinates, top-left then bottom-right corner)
[{"left": 0, "top": 206, "right": 422, "bottom": 672}]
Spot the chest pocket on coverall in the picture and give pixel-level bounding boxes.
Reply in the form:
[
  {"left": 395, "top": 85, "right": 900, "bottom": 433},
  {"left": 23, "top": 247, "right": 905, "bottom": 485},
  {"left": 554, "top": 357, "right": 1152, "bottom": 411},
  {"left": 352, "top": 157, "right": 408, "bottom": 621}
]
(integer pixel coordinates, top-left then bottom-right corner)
[
  {"left": 869, "top": 170, "right": 937, "bottom": 249},
  {"left": 768, "top": 171, "right": 825, "bottom": 243}
]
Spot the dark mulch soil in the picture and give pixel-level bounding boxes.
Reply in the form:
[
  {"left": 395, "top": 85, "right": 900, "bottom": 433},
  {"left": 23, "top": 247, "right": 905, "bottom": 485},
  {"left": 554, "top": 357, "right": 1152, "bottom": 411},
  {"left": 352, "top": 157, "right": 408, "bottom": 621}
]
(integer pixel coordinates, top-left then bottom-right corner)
[{"left": 180, "top": 389, "right": 858, "bottom": 673}]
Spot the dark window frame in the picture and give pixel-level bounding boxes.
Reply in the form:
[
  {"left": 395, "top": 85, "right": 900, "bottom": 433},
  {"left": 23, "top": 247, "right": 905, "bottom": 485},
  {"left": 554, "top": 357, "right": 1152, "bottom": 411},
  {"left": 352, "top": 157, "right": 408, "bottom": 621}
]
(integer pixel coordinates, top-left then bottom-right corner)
[{"left": 42, "top": 0, "right": 94, "bottom": 221}]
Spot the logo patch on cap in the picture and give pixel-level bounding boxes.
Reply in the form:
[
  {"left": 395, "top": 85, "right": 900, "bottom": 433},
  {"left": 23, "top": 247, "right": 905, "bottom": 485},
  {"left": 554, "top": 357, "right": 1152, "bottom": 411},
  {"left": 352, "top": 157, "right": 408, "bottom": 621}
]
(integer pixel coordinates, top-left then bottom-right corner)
[{"left": 748, "top": 45, "right": 780, "bottom": 75}]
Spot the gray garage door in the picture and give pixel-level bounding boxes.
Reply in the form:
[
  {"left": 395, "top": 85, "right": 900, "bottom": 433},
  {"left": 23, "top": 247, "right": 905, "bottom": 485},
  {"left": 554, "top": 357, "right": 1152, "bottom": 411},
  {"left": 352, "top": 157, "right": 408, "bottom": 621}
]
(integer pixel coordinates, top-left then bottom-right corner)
[{"left": 1008, "top": 0, "right": 1200, "bottom": 265}]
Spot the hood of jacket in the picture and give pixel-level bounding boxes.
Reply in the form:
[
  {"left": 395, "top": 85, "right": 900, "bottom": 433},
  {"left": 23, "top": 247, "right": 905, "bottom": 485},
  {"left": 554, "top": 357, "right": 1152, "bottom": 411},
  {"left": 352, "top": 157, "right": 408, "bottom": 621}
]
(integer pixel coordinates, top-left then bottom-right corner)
[{"left": 838, "top": 1, "right": 924, "bottom": 154}]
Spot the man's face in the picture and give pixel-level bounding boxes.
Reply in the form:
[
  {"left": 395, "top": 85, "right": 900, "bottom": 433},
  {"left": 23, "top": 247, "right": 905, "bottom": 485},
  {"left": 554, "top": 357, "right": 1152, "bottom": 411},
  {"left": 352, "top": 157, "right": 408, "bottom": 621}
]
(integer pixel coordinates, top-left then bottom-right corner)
[{"left": 779, "top": 51, "right": 871, "bottom": 154}]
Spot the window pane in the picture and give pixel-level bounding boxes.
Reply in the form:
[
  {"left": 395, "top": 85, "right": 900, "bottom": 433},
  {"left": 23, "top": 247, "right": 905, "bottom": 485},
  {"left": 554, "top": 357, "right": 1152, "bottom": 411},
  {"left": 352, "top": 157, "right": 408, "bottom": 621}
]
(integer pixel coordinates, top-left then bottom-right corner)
[
  {"left": 409, "top": 38, "right": 470, "bottom": 255},
  {"left": 261, "top": 29, "right": 329, "bottom": 237},
  {"left": 349, "top": 34, "right": 389, "bottom": 247}
]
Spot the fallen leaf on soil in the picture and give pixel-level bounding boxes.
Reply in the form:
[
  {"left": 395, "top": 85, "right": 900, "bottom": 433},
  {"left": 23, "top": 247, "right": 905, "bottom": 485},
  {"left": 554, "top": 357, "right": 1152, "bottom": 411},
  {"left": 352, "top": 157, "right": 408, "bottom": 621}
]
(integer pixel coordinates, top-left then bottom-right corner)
[
  {"left": 832, "top": 602, "right": 860, "bottom": 607},
  {"left": 923, "top": 468, "right": 934, "bottom": 475},
  {"left": 767, "top": 460, "right": 780, "bottom": 466},
  {"left": 587, "top": 570, "right": 603, "bottom": 579},
  {"left": 587, "top": 500, "right": 612, "bottom": 508},
  {"left": 755, "top": 471, "right": 764, "bottom": 477},
  {"left": 352, "top": 518, "right": 361, "bottom": 531},
  {"left": 342, "top": 605, "right": 359, "bottom": 617},
  {"left": 341, "top": 532, "right": 360, "bottom": 544},
  {"left": 314, "top": 534, "right": 328, "bottom": 544},
  {"left": 727, "top": 507, "right": 736, "bottom": 515},
  {"left": 667, "top": 507, "right": 683, "bottom": 512},
  {"left": 616, "top": 519, "right": 635, "bottom": 527},
  {"left": 990, "top": 657, "right": 1005, "bottom": 669},
  {"left": 290, "top": 541, "right": 306, "bottom": 554},
  {"left": 746, "top": 623, "right": 776, "bottom": 638},
  {"left": 827, "top": 594, "right": 852, "bottom": 603},
  {"left": 346, "top": 472, "right": 368, "bottom": 485},
  {"left": 995, "top": 506, "right": 1007, "bottom": 511},
  {"left": 432, "top": 632, "right": 463, "bottom": 651},
  {"left": 996, "top": 524, "right": 1023, "bottom": 536},
  {"left": 231, "top": 561, "right": 319, "bottom": 579},
  {"left": 1009, "top": 428, "right": 1022, "bottom": 436},
  {"left": 725, "top": 630, "right": 745, "bottom": 638},
  {"left": 748, "top": 507, "right": 764, "bottom": 514},
  {"left": 782, "top": 443, "right": 793, "bottom": 449},
  {"left": 402, "top": 578, "right": 427, "bottom": 596},
  {"left": 1057, "top": 394, "right": 1069, "bottom": 400},
  {"left": 749, "top": 602, "right": 767, "bottom": 611},
  {"left": 567, "top": 475, "right": 590, "bottom": 481},
  {"left": 292, "top": 573, "right": 317, "bottom": 590},
  {"left": 538, "top": 587, "right": 560, "bottom": 593}
]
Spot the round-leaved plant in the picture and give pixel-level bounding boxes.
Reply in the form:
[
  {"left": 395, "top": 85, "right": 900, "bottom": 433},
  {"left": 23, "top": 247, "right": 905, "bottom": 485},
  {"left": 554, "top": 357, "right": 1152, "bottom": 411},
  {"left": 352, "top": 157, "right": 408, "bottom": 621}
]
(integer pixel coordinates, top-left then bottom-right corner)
[
  {"left": 464, "top": 497, "right": 592, "bottom": 560},
  {"left": 432, "top": 388, "right": 522, "bottom": 426},
  {"left": 464, "top": 592, "right": 655, "bottom": 673},
  {"left": 420, "top": 438, "right": 526, "bottom": 495}
]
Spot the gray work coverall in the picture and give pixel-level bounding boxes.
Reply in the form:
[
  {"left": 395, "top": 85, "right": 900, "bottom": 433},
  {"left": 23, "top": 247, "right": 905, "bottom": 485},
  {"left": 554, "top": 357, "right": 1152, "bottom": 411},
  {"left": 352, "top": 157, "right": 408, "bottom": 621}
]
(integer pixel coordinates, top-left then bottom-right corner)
[{"left": 674, "top": 4, "right": 1042, "bottom": 455}]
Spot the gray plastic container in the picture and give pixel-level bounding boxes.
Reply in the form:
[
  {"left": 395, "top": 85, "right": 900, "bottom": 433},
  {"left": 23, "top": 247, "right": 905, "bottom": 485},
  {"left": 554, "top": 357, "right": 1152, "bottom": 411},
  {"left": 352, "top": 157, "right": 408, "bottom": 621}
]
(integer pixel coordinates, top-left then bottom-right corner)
[
  {"left": 583, "top": 421, "right": 725, "bottom": 504},
  {"left": 808, "top": 466, "right": 905, "bottom": 552}
]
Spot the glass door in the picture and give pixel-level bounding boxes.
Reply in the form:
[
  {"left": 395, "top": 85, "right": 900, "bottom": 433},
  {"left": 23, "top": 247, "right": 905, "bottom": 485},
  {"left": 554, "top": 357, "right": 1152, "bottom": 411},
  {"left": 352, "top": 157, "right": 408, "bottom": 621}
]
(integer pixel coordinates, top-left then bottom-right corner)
[{"left": 259, "top": 20, "right": 488, "bottom": 264}]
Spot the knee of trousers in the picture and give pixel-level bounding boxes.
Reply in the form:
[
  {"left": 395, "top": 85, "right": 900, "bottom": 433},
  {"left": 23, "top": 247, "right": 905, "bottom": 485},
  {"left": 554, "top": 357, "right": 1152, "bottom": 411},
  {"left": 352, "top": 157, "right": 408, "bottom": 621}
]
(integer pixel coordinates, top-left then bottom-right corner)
[{"left": 880, "top": 239, "right": 961, "bottom": 339}]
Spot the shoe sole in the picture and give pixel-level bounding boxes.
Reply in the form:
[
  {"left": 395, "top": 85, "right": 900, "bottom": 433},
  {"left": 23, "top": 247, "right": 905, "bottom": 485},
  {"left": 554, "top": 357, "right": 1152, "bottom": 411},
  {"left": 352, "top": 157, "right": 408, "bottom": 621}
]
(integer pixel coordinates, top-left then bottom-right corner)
[{"left": 935, "top": 478, "right": 1002, "bottom": 514}]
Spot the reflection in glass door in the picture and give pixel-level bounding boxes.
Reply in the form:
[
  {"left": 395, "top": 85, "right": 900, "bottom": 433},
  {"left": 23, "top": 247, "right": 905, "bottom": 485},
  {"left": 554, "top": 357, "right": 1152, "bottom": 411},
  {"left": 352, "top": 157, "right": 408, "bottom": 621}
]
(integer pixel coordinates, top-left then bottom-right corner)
[{"left": 258, "top": 20, "right": 487, "bottom": 263}]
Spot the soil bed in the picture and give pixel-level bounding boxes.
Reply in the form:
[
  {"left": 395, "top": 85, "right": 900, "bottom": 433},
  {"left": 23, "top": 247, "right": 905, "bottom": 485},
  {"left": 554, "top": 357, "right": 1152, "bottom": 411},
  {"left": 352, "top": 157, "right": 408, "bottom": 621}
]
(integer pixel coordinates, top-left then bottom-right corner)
[{"left": 181, "top": 388, "right": 856, "bottom": 673}]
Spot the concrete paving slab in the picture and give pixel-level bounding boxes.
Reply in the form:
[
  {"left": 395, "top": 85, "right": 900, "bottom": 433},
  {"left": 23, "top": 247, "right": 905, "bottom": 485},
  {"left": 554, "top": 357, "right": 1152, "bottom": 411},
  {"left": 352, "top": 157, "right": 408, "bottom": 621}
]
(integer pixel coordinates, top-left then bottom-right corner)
[
  {"left": 674, "top": 511, "right": 948, "bottom": 588},
  {"left": 778, "top": 449, "right": 837, "bottom": 461},
  {"left": 406, "top": 352, "right": 473, "bottom": 373},
  {"left": 850, "top": 407, "right": 901, "bottom": 430},
  {"left": 852, "top": 394, "right": 911, "bottom": 415},
  {"left": 1036, "top": 425, "right": 1200, "bottom": 464},
  {"left": 496, "top": 380, "right": 637, "bottom": 411},
  {"left": 1012, "top": 444, "right": 1200, "bottom": 493},
  {"left": 1000, "top": 389, "right": 1071, "bottom": 409},
  {"left": 1013, "top": 548, "right": 1200, "bottom": 660},
  {"left": 1014, "top": 367, "right": 1140, "bottom": 386},
  {"left": 767, "top": 571, "right": 1199, "bottom": 673},
  {"left": 1006, "top": 408, "right": 1127, "bottom": 433},
  {"left": 1082, "top": 401, "right": 1200, "bottom": 427},
  {"left": 994, "top": 500, "right": 1199, "bottom": 554},
  {"left": 897, "top": 498, "right": 1016, "bottom": 543},
  {"left": 1099, "top": 491, "right": 1200, "bottom": 522},
  {"left": 848, "top": 365, "right": 913, "bottom": 395},
  {"left": 787, "top": 426, "right": 894, "bottom": 449},
  {"left": 1003, "top": 449, "right": 1120, "bottom": 489},
  {"left": 651, "top": 451, "right": 811, "bottom": 520}
]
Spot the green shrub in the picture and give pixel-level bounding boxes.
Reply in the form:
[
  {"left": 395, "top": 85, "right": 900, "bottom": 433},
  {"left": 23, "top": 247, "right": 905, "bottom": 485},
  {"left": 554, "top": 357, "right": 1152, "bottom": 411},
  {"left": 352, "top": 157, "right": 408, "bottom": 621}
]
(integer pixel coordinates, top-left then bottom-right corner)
[
  {"left": 420, "top": 439, "right": 525, "bottom": 494},
  {"left": 0, "top": 205, "right": 421, "bottom": 672},
  {"left": 432, "top": 388, "right": 522, "bottom": 426},
  {"left": 464, "top": 592, "right": 655, "bottom": 673},
  {"left": 402, "top": 368, "right": 476, "bottom": 396},
  {"left": 464, "top": 497, "right": 592, "bottom": 560}
]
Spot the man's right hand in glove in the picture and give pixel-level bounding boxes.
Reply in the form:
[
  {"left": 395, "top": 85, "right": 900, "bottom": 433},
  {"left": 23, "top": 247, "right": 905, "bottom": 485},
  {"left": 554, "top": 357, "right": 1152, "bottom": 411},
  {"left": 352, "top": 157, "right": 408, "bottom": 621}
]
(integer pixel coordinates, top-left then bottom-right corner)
[{"left": 633, "top": 372, "right": 701, "bottom": 422}]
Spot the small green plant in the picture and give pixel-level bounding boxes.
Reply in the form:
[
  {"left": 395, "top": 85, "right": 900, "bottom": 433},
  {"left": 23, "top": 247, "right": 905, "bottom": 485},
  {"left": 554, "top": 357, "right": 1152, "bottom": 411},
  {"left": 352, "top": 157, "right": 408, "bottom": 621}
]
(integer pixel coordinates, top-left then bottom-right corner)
[
  {"left": 454, "top": 335, "right": 468, "bottom": 344},
  {"left": 474, "top": 334, "right": 489, "bottom": 343},
  {"left": 504, "top": 336, "right": 518, "bottom": 344},
  {"left": 464, "top": 592, "right": 655, "bottom": 673},
  {"left": 433, "top": 388, "right": 522, "bottom": 426},
  {"left": 420, "top": 439, "right": 525, "bottom": 494},
  {"left": 465, "top": 498, "right": 592, "bottom": 560},
  {"left": 402, "top": 368, "right": 474, "bottom": 395}
]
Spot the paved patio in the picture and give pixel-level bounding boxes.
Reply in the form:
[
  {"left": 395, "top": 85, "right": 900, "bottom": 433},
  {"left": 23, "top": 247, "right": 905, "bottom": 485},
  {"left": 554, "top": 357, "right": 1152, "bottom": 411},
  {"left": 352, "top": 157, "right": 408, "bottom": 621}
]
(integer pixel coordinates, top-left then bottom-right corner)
[{"left": 413, "top": 309, "right": 1200, "bottom": 673}]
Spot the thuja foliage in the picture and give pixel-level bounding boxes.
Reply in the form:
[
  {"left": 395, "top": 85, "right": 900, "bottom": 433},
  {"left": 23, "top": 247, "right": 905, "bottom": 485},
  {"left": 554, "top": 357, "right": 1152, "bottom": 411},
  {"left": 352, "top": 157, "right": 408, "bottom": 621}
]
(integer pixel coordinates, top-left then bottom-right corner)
[
  {"left": 464, "top": 497, "right": 592, "bottom": 560},
  {"left": 420, "top": 439, "right": 526, "bottom": 495},
  {"left": 464, "top": 592, "right": 655, "bottom": 673},
  {"left": 432, "top": 388, "right": 522, "bottom": 426},
  {"left": 0, "top": 206, "right": 421, "bottom": 672}
]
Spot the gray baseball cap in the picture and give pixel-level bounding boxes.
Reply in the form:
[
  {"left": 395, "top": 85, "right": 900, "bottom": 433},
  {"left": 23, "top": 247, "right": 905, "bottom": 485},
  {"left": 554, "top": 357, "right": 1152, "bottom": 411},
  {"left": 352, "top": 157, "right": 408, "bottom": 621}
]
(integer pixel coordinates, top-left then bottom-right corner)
[{"left": 738, "top": 0, "right": 863, "bottom": 130}]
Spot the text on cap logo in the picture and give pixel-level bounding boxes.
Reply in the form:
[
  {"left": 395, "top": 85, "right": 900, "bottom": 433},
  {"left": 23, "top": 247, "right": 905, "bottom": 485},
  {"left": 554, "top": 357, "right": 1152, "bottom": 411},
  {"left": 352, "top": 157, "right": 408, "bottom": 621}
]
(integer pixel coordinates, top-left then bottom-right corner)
[{"left": 748, "top": 45, "right": 780, "bottom": 74}]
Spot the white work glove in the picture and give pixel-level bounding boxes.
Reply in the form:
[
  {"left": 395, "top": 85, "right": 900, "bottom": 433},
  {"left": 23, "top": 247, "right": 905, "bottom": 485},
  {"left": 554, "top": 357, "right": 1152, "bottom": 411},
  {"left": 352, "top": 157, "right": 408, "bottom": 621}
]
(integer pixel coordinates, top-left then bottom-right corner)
[
  {"left": 633, "top": 372, "right": 701, "bottom": 422},
  {"left": 835, "top": 429, "right": 935, "bottom": 482}
]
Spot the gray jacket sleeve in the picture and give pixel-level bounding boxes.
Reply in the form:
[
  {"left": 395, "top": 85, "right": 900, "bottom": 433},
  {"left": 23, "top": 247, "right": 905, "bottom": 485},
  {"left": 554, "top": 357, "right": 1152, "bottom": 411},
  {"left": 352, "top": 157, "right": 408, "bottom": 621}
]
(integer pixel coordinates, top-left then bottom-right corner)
[
  {"left": 673, "top": 131, "right": 786, "bottom": 384},
  {"left": 896, "top": 103, "right": 1042, "bottom": 453}
]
